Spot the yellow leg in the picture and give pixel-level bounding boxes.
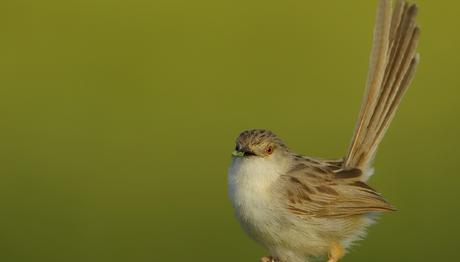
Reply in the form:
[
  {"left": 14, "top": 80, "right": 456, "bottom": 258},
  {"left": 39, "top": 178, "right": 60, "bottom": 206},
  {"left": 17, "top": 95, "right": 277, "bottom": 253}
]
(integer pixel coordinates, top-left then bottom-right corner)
[
  {"left": 260, "top": 256, "right": 272, "bottom": 262},
  {"left": 260, "top": 256, "right": 279, "bottom": 262},
  {"left": 327, "top": 242, "right": 345, "bottom": 262}
]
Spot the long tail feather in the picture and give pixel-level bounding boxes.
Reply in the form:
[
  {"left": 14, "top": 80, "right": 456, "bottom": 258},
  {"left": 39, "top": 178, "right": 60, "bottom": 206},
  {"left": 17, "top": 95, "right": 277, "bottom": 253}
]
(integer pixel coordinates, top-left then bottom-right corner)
[{"left": 343, "top": 0, "right": 420, "bottom": 172}]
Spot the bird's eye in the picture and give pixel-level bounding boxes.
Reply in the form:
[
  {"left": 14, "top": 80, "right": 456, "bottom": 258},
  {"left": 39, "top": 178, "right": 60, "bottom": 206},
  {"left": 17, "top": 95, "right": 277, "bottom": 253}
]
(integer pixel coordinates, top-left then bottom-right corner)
[
  {"left": 265, "top": 146, "right": 273, "bottom": 155},
  {"left": 235, "top": 145, "right": 239, "bottom": 150}
]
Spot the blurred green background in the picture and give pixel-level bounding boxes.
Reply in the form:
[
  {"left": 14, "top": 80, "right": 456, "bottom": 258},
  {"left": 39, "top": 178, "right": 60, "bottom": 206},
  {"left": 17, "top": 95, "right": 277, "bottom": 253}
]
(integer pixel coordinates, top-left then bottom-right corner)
[{"left": 0, "top": 0, "right": 458, "bottom": 261}]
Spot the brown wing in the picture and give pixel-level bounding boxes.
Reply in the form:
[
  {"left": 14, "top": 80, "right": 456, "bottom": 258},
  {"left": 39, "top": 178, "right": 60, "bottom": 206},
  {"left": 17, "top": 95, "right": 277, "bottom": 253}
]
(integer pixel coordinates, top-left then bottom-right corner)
[{"left": 282, "top": 159, "right": 395, "bottom": 218}]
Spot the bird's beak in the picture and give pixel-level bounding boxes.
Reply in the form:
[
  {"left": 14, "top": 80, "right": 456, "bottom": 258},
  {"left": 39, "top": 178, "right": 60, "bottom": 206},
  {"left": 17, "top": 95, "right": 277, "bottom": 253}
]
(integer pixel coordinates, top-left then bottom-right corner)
[
  {"left": 232, "top": 148, "right": 256, "bottom": 157},
  {"left": 232, "top": 150, "right": 245, "bottom": 157}
]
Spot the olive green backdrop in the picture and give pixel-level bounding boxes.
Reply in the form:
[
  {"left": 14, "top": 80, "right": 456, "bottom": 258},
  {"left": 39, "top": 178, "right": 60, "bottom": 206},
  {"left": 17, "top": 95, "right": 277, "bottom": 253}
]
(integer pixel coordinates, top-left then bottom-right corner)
[{"left": 1, "top": 0, "right": 458, "bottom": 261}]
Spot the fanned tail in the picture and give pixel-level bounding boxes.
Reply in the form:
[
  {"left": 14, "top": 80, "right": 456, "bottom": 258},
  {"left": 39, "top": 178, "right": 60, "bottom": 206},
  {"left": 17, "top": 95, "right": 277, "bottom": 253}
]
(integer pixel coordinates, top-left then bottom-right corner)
[{"left": 343, "top": 0, "right": 420, "bottom": 173}]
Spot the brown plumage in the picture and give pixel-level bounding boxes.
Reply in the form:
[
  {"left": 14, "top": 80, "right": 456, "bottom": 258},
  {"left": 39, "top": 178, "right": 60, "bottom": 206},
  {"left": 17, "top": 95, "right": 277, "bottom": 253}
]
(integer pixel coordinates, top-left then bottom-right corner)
[
  {"left": 344, "top": 0, "right": 420, "bottom": 171},
  {"left": 283, "top": 157, "right": 395, "bottom": 219},
  {"left": 228, "top": 1, "right": 420, "bottom": 262}
]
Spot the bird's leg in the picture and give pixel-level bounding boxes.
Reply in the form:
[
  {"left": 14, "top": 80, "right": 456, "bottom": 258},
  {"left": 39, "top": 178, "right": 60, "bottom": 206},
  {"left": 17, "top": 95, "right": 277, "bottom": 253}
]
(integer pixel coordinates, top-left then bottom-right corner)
[
  {"left": 260, "top": 256, "right": 271, "bottom": 262},
  {"left": 327, "top": 242, "right": 345, "bottom": 262},
  {"left": 260, "top": 256, "right": 279, "bottom": 262}
]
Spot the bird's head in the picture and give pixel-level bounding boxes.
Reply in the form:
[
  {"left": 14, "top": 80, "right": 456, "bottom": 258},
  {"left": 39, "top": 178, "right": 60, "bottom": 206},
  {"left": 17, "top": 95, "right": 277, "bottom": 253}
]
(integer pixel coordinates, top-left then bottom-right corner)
[{"left": 232, "top": 129, "right": 289, "bottom": 159}]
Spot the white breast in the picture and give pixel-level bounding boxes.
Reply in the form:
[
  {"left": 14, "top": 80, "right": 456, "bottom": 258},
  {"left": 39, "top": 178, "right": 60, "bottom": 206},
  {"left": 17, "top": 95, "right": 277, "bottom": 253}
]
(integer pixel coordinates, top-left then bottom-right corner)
[
  {"left": 228, "top": 157, "right": 284, "bottom": 242},
  {"left": 228, "top": 155, "right": 336, "bottom": 261}
]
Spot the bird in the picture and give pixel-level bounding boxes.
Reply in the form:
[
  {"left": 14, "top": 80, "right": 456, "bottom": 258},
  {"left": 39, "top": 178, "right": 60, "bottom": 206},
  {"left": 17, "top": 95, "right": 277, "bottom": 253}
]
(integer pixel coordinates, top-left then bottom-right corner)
[{"left": 227, "top": 0, "right": 420, "bottom": 261}]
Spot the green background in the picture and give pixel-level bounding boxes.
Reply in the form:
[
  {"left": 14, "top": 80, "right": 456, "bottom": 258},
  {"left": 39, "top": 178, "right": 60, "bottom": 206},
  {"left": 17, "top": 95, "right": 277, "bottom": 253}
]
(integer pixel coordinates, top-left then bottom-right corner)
[{"left": 1, "top": 0, "right": 458, "bottom": 261}]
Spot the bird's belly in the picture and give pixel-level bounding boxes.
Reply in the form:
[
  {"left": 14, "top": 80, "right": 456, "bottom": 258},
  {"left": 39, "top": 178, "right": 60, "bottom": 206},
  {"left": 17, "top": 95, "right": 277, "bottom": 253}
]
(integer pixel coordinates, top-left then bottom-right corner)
[
  {"left": 231, "top": 182, "right": 282, "bottom": 245},
  {"left": 233, "top": 190, "right": 361, "bottom": 258},
  {"left": 228, "top": 158, "right": 371, "bottom": 259},
  {"left": 230, "top": 177, "right": 329, "bottom": 255}
]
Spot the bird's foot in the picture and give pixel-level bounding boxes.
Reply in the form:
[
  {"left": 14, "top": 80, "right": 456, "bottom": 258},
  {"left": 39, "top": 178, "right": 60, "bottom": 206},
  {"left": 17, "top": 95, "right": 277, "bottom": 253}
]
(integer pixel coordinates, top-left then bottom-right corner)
[
  {"left": 260, "top": 256, "right": 279, "bottom": 262},
  {"left": 327, "top": 242, "right": 345, "bottom": 262}
]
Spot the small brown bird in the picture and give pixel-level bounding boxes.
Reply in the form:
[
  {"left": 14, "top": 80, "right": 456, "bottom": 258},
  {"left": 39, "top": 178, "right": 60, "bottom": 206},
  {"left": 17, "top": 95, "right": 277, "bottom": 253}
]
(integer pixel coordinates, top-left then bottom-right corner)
[{"left": 228, "top": 0, "right": 420, "bottom": 261}]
